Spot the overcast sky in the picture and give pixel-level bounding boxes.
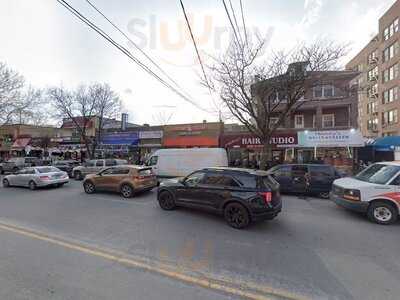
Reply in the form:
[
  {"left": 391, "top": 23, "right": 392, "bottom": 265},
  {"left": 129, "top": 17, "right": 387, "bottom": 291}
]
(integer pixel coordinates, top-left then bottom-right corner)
[{"left": 0, "top": 0, "right": 395, "bottom": 125}]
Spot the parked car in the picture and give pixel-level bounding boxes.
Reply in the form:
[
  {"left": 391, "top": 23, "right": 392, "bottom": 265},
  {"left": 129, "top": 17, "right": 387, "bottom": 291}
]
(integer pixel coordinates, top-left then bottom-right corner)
[
  {"left": 52, "top": 160, "right": 80, "bottom": 177},
  {"left": 0, "top": 157, "right": 42, "bottom": 174},
  {"left": 331, "top": 162, "right": 400, "bottom": 225},
  {"left": 157, "top": 167, "right": 282, "bottom": 229},
  {"left": 83, "top": 165, "right": 157, "bottom": 198},
  {"left": 268, "top": 164, "right": 342, "bottom": 199},
  {"left": 145, "top": 148, "right": 228, "bottom": 177},
  {"left": 2, "top": 166, "right": 69, "bottom": 190},
  {"left": 72, "top": 159, "right": 128, "bottom": 180}
]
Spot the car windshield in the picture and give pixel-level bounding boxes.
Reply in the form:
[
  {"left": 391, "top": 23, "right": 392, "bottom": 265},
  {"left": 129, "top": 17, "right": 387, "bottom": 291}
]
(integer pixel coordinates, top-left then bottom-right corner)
[
  {"left": 37, "top": 167, "right": 59, "bottom": 173},
  {"left": 355, "top": 164, "right": 400, "bottom": 184}
]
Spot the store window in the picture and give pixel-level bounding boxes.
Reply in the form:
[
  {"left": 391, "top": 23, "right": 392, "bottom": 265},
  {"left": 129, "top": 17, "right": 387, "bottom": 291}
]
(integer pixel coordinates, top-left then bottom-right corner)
[
  {"left": 294, "top": 115, "right": 304, "bottom": 129},
  {"left": 322, "top": 114, "right": 335, "bottom": 128}
]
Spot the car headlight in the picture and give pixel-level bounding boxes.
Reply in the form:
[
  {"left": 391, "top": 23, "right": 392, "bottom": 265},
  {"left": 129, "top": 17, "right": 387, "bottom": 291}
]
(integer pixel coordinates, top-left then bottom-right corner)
[{"left": 343, "top": 189, "right": 361, "bottom": 201}]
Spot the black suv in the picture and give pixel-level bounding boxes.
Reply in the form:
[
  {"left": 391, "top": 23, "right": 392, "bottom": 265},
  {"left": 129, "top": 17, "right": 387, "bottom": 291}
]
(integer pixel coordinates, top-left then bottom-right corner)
[{"left": 157, "top": 167, "right": 282, "bottom": 229}]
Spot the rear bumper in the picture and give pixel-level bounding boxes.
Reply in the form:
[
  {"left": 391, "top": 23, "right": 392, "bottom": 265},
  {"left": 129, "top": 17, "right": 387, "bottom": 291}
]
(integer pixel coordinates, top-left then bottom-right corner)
[
  {"left": 36, "top": 178, "right": 69, "bottom": 187},
  {"left": 251, "top": 202, "right": 282, "bottom": 222},
  {"left": 330, "top": 193, "right": 369, "bottom": 213}
]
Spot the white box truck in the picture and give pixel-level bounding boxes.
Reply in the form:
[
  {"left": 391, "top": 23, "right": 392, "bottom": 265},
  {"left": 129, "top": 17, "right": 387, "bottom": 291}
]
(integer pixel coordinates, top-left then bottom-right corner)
[{"left": 145, "top": 148, "right": 228, "bottom": 177}]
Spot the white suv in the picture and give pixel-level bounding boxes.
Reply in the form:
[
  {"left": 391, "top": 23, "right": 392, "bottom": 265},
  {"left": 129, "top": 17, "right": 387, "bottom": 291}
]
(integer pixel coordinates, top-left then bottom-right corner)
[{"left": 331, "top": 162, "right": 400, "bottom": 225}]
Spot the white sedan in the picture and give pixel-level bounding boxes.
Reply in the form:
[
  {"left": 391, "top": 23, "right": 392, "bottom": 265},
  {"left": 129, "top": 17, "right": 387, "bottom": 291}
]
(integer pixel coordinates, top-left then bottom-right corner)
[{"left": 2, "top": 166, "right": 69, "bottom": 190}]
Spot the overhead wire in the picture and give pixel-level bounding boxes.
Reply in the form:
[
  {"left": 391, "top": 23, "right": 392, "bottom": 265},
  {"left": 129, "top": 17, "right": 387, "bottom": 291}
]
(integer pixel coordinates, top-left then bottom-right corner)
[{"left": 55, "top": 0, "right": 211, "bottom": 113}]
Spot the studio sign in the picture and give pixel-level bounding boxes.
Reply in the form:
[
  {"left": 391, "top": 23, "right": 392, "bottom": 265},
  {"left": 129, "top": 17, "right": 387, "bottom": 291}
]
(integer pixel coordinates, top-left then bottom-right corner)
[{"left": 242, "top": 136, "right": 296, "bottom": 146}]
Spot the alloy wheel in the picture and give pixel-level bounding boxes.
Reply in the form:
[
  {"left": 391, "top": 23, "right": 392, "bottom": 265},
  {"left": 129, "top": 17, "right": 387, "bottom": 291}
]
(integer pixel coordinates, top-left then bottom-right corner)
[
  {"left": 224, "top": 203, "right": 250, "bottom": 229},
  {"left": 158, "top": 191, "right": 176, "bottom": 210},
  {"left": 84, "top": 182, "right": 95, "bottom": 194},
  {"left": 121, "top": 185, "right": 133, "bottom": 198}
]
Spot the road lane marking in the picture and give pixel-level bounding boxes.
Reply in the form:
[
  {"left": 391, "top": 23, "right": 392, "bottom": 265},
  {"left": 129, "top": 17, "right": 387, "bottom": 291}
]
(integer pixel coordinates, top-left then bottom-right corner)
[{"left": 0, "top": 221, "right": 308, "bottom": 300}]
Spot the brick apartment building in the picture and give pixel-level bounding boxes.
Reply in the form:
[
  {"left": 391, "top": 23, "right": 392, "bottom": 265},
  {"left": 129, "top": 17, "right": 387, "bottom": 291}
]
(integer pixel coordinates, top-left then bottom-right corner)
[{"left": 347, "top": 0, "right": 400, "bottom": 138}]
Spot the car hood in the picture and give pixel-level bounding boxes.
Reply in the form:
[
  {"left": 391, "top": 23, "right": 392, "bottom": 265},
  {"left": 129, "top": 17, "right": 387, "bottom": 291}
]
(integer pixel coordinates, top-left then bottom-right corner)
[
  {"left": 160, "top": 177, "right": 184, "bottom": 187},
  {"left": 333, "top": 177, "right": 383, "bottom": 189}
]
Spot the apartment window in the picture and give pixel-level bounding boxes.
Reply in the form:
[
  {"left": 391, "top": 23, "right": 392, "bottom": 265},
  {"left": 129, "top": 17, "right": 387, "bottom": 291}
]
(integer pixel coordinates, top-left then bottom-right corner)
[
  {"left": 294, "top": 115, "right": 304, "bottom": 129},
  {"left": 367, "top": 118, "right": 379, "bottom": 131},
  {"left": 382, "top": 109, "right": 398, "bottom": 125},
  {"left": 367, "top": 102, "right": 377, "bottom": 114},
  {"left": 383, "top": 18, "right": 399, "bottom": 41},
  {"left": 383, "top": 64, "right": 399, "bottom": 83},
  {"left": 383, "top": 86, "right": 399, "bottom": 104},
  {"left": 383, "top": 41, "right": 399, "bottom": 62},
  {"left": 367, "top": 66, "right": 379, "bottom": 81},
  {"left": 322, "top": 114, "right": 335, "bottom": 128},
  {"left": 313, "top": 85, "right": 334, "bottom": 98}
]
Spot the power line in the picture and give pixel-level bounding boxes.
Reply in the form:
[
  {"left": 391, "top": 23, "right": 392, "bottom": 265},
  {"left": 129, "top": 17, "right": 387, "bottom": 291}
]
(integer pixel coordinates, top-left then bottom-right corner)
[
  {"left": 84, "top": 0, "right": 187, "bottom": 96},
  {"left": 228, "top": 0, "right": 242, "bottom": 44},
  {"left": 55, "top": 0, "right": 211, "bottom": 113},
  {"left": 222, "top": 0, "right": 241, "bottom": 46},
  {"left": 239, "top": 0, "right": 248, "bottom": 47}
]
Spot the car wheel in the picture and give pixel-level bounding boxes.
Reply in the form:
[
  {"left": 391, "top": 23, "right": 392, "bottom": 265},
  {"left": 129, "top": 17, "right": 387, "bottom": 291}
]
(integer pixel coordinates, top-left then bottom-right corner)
[
  {"left": 224, "top": 202, "right": 250, "bottom": 229},
  {"left": 74, "top": 171, "right": 83, "bottom": 181},
  {"left": 120, "top": 184, "right": 134, "bottom": 198},
  {"left": 319, "top": 191, "right": 330, "bottom": 199},
  {"left": 29, "top": 181, "right": 37, "bottom": 191},
  {"left": 367, "top": 201, "right": 398, "bottom": 225},
  {"left": 83, "top": 181, "right": 95, "bottom": 194},
  {"left": 3, "top": 178, "right": 10, "bottom": 188},
  {"left": 158, "top": 191, "right": 176, "bottom": 210}
]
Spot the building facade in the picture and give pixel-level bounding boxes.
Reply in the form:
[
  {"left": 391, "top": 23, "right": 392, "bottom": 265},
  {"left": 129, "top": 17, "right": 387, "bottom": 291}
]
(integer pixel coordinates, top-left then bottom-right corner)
[{"left": 346, "top": 0, "right": 400, "bottom": 137}]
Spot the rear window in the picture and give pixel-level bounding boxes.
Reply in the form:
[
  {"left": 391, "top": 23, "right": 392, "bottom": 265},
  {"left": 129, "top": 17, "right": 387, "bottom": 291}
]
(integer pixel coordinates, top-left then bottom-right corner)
[
  {"left": 262, "top": 175, "right": 279, "bottom": 189},
  {"left": 37, "top": 167, "right": 59, "bottom": 173}
]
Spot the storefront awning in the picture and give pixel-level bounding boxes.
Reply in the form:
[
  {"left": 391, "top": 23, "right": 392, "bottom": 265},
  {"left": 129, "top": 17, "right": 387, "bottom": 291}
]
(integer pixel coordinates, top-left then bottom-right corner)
[
  {"left": 12, "top": 138, "right": 31, "bottom": 149},
  {"left": 101, "top": 132, "right": 139, "bottom": 146},
  {"left": 164, "top": 136, "right": 219, "bottom": 147},
  {"left": 373, "top": 136, "right": 400, "bottom": 152}
]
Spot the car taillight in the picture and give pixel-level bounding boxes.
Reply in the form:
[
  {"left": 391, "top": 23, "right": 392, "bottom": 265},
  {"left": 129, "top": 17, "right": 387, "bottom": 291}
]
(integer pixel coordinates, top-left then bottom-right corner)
[
  {"left": 40, "top": 176, "right": 50, "bottom": 181},
  {"left": 259, "top": 192, "right": 272, "bottom": 204}
]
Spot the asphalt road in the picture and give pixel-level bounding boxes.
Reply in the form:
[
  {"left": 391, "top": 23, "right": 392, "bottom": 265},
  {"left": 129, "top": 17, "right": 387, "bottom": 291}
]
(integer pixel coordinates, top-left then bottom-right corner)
[{"left": 0, "top": 178, "right": 399, "bottom": 300}]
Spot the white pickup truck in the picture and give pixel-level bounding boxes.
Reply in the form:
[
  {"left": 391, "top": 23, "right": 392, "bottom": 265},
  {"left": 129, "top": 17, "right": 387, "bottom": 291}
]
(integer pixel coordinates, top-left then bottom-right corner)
[{"left": 331, "top": 162, "right": 400, "bottom": 225}]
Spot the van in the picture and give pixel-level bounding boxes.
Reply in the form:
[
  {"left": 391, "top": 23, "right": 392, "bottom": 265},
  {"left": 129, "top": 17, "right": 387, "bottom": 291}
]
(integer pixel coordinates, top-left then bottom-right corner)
[
  {"left": 331, "top": 162, "right": 400, "bottom": 225},
  {"left": 145, "top": 148, "right": 228, "bottom": 177}
]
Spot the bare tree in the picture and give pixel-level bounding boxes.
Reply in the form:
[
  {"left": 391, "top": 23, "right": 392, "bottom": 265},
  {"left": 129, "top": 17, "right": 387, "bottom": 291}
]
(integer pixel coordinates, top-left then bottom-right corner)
[
  {"left": 0, "top": 62, "right": 25, "bottom": 125},
  {"left": 10, "top": 88, "right": 48, "bottom": 125},
  {"left": 89, "top": 83, "right": 121, "bottom": 158},
  {"left": 203, "top": 38, "right": 348, "bottom": 169},
  {"left": 152, "top": 106, "right": 176, "bottom": 125},
  {"left": 48, "top": 83, "right": 121, "bottom": 159}
]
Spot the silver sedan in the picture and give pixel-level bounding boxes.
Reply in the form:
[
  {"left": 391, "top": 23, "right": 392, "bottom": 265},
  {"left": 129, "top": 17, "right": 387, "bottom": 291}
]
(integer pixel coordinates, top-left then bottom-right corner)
[{"left": 2, "top": 167, "right": 69, "bottom": 190}]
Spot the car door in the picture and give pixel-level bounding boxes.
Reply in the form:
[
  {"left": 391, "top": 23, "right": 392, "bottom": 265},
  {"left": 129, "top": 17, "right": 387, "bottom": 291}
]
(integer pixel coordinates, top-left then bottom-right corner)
[
  {"left": 94, "top": 167, "right": 115, "bottom": 190},
  {"left": 309, "top": 165, "right": 335, "bottom": 194},
  {"left": 175, "top": 171, "right": 206, "bottom": 205},
  {"left": 8, "top": 169, "right": 23, "bottom": 186},
  {"left": 198, "top": 172, "right": 241, "bottom": 209},
  {"left": 270, "top": 165, "right": 292, "bottom": 193},
  {"left": 291, "top": 165, "right": 309, "bottom": 194}
]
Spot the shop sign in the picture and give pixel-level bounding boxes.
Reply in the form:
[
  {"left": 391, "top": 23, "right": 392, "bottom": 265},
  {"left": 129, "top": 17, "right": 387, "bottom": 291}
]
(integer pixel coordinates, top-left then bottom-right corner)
[
  {"left": 139, "top": 130, "right": 163, "bottom": 139},
  {"left": 297, "top": 130, "right": 364, "bottom": 147},
  {"left": 101, "top": 132, "right": 139, "bottom": 145},
  {"left": 222, "top": 134, "right": 298, "bottom": 148}
]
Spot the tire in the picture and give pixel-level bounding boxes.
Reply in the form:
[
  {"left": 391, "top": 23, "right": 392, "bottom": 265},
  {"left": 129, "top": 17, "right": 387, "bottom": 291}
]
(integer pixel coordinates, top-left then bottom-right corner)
[
  {"left": 367, "top": 201, "right": 398, "bottom": 225},
  {"left": 29, "top": 180, "right": 37, "bottom": 191},
  {"left": 224, "top": 202, "right": 250, "bottom": 229},
  {"left": 83, "top": 181, "right": 95, "bottom": 194},
  {"left": 319, "top": 191, "right": 330, "bottom": 199},
  {"left": 120, "top": 184, "right": 134, "bottom": 198},
  {"left": 3, "top": 178, "right": 10, "bottom": 188},
  {"left": 74, "top": 171, "right": 83, "bottom": 181},
  {"left": 158, "top": 191, "right": 176, "bottom": 210}
]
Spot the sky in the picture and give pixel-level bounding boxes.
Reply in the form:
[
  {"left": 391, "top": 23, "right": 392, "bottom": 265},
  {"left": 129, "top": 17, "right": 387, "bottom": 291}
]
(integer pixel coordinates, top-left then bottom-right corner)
[{"left": 0, "top": 0, "right": 396, "bottom": 126}]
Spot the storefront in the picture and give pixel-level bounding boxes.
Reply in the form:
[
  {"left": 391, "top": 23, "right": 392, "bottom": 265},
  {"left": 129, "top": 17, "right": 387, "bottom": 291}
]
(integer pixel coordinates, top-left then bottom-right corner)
[
  {"left": 163, "top": 123, "right": 221, "bottom": 148},
  {"left": 138, "top": 130, "right": 163, "bottom": 161},
  {"left": 99, "top": 132, "right": 140, "bottom": 162},
  {"left": 296, "top": 130, "right": 364, "bottom": 173},
  {"left": 220, "top": 133, "right": 298, "bottom": 167}
]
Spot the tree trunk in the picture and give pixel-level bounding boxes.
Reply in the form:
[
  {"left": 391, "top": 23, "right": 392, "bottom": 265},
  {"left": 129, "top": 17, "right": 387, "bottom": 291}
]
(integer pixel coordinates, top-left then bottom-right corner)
[{"left": 260, "top": 142, "right": 272, "bottom": 170}]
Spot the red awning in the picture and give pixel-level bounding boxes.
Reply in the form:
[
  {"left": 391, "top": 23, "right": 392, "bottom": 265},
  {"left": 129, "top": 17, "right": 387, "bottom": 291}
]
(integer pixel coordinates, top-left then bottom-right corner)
[
  {"left": 12, "top": 138, "right": 31, "bottom": 149},
  {"left": 163, "top": 136, "right": 219, "bottom": 147}
]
